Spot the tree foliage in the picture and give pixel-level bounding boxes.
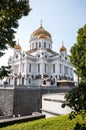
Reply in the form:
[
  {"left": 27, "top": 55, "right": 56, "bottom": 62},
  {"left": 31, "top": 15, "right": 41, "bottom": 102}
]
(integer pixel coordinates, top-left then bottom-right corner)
[
  {"left": 62, "top": 81, "right": 86, "bottom": 129},
  {"left": 62, "top": 81, "right": 86, "bottom": 119},
  {"left": 0, "top": 66, "right": 11, "bottom": 79},
  {"left": 70, "top": 24, "right": 86, "bottom": 81},
  {"left": 62, "top": 25, "right": 86, "bottom": 129},
  {"left": 0, "top": 0, "right": 31, "bottom": 79}
]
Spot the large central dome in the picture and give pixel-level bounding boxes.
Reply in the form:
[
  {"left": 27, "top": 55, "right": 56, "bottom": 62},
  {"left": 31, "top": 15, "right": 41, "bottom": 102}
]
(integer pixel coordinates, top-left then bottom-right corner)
[
  {"left": 30, "top": 25, "right": 51, "bottom": 39},
  {"left": 29, "top": 23, "right": 53, "bottom": 51}
]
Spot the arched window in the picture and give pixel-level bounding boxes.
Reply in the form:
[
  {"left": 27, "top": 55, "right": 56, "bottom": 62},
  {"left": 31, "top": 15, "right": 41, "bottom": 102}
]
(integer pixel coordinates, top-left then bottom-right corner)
[
  {"left": 49, "top": 44, "right": 51, "bottom": 49},
  {"left": 39, "top": 42, "right": 41, "bottom": 47},
  {"left": 53, "top": 64, "right": 55, "bottom": 73},
  {"left": 29, "top": 63, "right": 31, "bottom": 72},
  {"left": 59, "top": 64, "right": 62, "bottom": 73},
  {"left": 65, "top": 57, "right": 67, "bottom": 60},
  {"left": 29, "top": 78, "right": 31, "bottom": 84},
  {"left": 36, "top": 42, "right": 37, "bottom": 48},
  {"left": 53, "top": 78, "right": 55, "bottom": 84},
  {"left": 44, "top": 42, "right": 46, "bottom": 48},
  {"left": 9, "top": 79, "right": 10, "bottom": 85},
  {"left": 38, "top": 64, "right": 40, "bottom": 72},
  {"left": 45, "top": 64, "right": 47, "bottom": 73}
]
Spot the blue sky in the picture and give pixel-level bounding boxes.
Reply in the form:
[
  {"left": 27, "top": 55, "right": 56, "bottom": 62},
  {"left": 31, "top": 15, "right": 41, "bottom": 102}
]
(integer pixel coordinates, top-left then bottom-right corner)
[
  {"left": 0, "top": 0, "right": 86, "bottom": 66},
  {"left": 15, "top": 0, "right": 86, "bottom": 53}
]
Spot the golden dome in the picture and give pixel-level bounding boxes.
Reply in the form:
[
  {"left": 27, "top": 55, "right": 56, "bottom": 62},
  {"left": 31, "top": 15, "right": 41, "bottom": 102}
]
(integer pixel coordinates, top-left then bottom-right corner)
[
  {"left": 30, "top": 26, "right": 51, "bottom": 39},
  {"left": 15, "top": 43, "right": 22, "bottom": 51},
  {"left": 60, "top": 42, "right": 67, "bottom": 52},
  {"left": 38, "top": 34, "right": 47, "bottom": 39}
]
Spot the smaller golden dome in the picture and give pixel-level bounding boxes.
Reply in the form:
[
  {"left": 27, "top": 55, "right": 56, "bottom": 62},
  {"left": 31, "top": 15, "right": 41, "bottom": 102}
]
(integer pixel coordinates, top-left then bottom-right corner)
[
  {"left": 60, "top": 42, "right": 67, "bottom": 52},
  {"left": 15, "top": 43, "right": 22, "bottom": 51}
]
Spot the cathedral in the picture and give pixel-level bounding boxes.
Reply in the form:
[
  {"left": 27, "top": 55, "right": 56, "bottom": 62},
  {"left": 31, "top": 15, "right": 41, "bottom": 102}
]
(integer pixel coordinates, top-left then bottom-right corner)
[{"left": 7, "top": 23, "right": 74, "bottom": 87}]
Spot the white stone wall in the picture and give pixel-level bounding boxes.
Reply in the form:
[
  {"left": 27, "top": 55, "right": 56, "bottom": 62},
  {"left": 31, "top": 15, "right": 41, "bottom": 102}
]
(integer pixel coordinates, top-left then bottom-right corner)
[{"left": 42, "top": 93, "right": 72, "bottom": 118}]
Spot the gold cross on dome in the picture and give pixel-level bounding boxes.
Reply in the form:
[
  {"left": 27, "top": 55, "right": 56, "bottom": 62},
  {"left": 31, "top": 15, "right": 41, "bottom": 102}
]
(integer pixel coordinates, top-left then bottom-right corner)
[
  {"left": 40, "top": 19, "right": 43, "bottom": 26},
  {"left": 62, "top": 41, "right": 64, "bottom": 46}
]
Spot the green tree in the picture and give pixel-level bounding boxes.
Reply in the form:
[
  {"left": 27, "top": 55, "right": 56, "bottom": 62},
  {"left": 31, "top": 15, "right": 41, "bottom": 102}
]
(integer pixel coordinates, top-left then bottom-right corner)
[
  {"left": 62, "top": 81, "right": 86, "bottom": 129},
  {"left": 62, "top": 81, "right": 86, "bottom": 119},
  {"left": 62, "top": 25, "right": 86, "bottom": 129},
  {"left": 0, "top": 0, "right": 31, "bottom": 79},
  {"left": 70, "top": 24, "right": 86, "bottom": 81}
]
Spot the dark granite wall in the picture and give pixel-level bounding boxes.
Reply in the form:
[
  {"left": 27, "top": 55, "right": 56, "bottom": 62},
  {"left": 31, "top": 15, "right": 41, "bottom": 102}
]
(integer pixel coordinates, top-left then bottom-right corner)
[
  {"left": 0, "top": 87, "right": 68, "bottom": 117},
  {"left": 13, "top": 88, "right": 41, "bottom": 116},
  {"left": 0, "top": 88, "right": 14, "bottom": 116}
]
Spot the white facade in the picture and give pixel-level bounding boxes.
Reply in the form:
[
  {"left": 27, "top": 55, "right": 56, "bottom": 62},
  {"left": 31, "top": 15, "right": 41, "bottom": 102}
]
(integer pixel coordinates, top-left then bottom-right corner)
[
  {"left": 7, "top": 24, "right": 74, "bottom": 86},
  {"left": 42, "top": 93, "right": 72, "bottom": 118}
]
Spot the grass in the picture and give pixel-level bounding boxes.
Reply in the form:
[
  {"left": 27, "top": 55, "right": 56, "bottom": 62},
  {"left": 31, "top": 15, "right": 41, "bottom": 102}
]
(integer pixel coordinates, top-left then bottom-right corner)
[{"left": 0, "top": 115, "right": 86, "bottom": 130}]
